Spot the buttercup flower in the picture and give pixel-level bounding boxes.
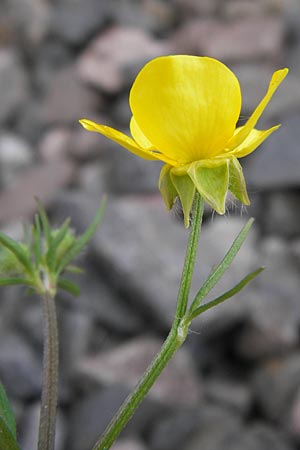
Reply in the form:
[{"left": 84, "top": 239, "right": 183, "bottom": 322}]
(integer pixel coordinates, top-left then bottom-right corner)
[{"left": 80, "top": 55, "right": 288, "bottom": 226}]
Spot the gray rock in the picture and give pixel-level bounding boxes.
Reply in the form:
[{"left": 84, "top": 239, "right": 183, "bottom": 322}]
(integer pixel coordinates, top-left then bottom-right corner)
[
  {"left": 185, "top": 421, "right": 293, "bottom": 450},
  {"left": 50, "top": 191, "right": 188, "bottom": 329},
  {"left": 76, "top": 336, "right": 202, "bottom": 408},
  {"left": 0, "top": 333, "right": 41, "bottom": 399},
  {"left": 172, "top": 0, "right": 217, "bottom": 16},
  {"left": 67, "top": 386, "right": 164, "bottom": 450},
  {"left": 235, "top": 321, "right": 292, "bottom": 361},
  {"left": 40, "top": 66, "right": 100, "bottom": 124},
  {"left": 111, "top": 438, "right": 148, "bottom": 450},
  {"left": 232, "top": 63, "right": 285, "bottom": 119},
  {"left": 288, "top": 386, "right": 300, "bottom": 443},
  {"left": 248, "top": 237, "right": 300, "bottom": 348},
  {"left": 204, "top": 378, "right": 251, "bottom": 416},
  {"left": 109, "top": 0, "right": 175, "bottom": 34},
  {"left": 50, "top": 0, "right": 109, "bottom": 46},
  {"left": 106, "top": 141, "right": 163, "bottom": 194},
  {"left": 261, "top": 191, "right": 300, "bottom": 238},
  {"left": 244, "top": 115, "right": 300, "bottom": 191},
  {"left": 0, "top": 133, "right": 33, "bottom": 189},
  {"left": 0, "top": 0, "right": 50, "bottom": 46},
  {"left": 39, "top": 124, "right": 107, "bottom": 162},
  {"left": 77, "top": 26, "right": 170, "bottom": 94},
  {"left": 57, "top": 192, "right": 258, "bottom": 333},
  {"left": 253, "top": 354, "right": 300, "bottom": 422},
  {"left": 78, "top": 162, "right": 109, "bottom": 194},
  {"left": 0, "top": 49, "right": 28, "bottom": 124},
  {"left": 58, "top": 262, "right": 143, "bottom": 334},
  {"left": 149, "top": 405, "right": 241, "bottom": 450},
  {"left": 171, "top": 16, "right": 283, "bottom": 63},
  {"left": 0, "top": 160, "right": 76, "bottom": 225},
  {"left": 220, "top": 423, "right": 293, "bottom": 450},
  {"left": 182, "top": 405, "right": 242, "bottom": 450},
  {"left": 221, "top": 0, "right": 273, "bottom": 19}
]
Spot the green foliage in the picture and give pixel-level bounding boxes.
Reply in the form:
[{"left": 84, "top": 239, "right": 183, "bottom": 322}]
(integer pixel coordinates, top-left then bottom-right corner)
[
  {"left": 0, "top": 197, "right": 106, "bottom": 297},
  {"left": 189, "top": 218, "right": 255, "bottom": 314},
  {"left": 0, "top": 381, "right": 16, "bottom": 438},
  {"left": 0, "top": 381, "right": 20, "bottom": 450},
  {"left": 188, "top": 267, "right": 264, "bottom": 320},
  {"left": 0, "top": 417, "right": 20, "bottom": 450}
]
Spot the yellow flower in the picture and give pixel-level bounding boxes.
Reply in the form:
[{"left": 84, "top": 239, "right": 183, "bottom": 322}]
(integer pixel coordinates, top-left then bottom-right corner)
[{"left": 80, "top": 55, "right": 288, "bottom": 227}]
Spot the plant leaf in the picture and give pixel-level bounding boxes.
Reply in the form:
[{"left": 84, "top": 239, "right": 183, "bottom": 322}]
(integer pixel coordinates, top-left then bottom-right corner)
[
  {"left": 46, "top": 218, "right": 71, "bottom": 271},
  {"left": 189, "top": 218, "right": 254, "bottom": 313},
  {"left": 32, "top": 214, "right": 42, "bottom": 268},
  {"left": 189, "top": 267, "right": 264, "bottom": 320},
  {"left": 57, "top": 278, "right": 80, "bottom": 297},
  {"left": 65, "top": 265, "right": 84, "bottom": 274},
  {"left": 35, "top": 198, "right": 51, "bottom": 248},
  {"left": 0, "top": 233, "right": 32, "bottom": 274},
  {"left": 0, "top": 381, "right": 16, "bottom": 438},
  {"left": 0, "top": 417, "right": 20, "bottom": 450},
  {"left": 56, "top": 198, "right": 106, "bottom": 274},
  {"left": 0, "top": 278, "right": 34, "bottom": 287}
]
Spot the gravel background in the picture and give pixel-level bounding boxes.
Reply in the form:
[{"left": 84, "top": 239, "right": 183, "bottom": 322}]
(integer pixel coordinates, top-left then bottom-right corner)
[{"left": 0, "top": 0, "right": 300, "bottom": 449}]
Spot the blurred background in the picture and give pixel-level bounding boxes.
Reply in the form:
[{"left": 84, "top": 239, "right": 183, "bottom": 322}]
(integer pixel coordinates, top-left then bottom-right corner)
[{"left": 0, "top": 0, "right": 300, "bottom": 449}]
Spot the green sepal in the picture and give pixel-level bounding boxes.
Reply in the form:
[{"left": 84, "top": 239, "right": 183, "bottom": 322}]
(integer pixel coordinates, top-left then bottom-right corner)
[
  {"left": 189, "top": 217, "right": 254, "bottom": 313},
  {"left": 56, "top": 198, "right": 106, "bottom": 275},
  {"left": 0, "top": 381, "right": 17, "bottom": 438},
  {"left": 228, "top": 157, "right": 250, "bottom": 205},
  {"left": 188, "top": 160, "right": 229, "bottom": 214},
  {"left": 188, "top": 266, "right": 264, "bottom": 320},
  {"left": 170, "top": 170, "right": 195, "bottom": 228},
  {"left": 0, "top": 417, "right": 20, "bottom": 450},
  {"left": 158, "top": 164, "right": 178, "bottom": 210},
  {"left": 57, "top": 278, "right": 80, "bottom": 297}
]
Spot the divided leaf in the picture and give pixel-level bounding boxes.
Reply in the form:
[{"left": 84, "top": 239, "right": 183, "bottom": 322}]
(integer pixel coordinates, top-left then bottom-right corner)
[
  {"left": 189, "top": 267, "right": 264, "bottom": 320},
  {"left": 189, "top": 218, "right": 254, "bottom": 313}
]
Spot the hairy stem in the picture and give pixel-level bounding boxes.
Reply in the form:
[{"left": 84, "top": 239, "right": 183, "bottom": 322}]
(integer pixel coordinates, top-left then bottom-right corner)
[
  {"left": 37, "top": 292, "right": 59, "bottom": 450},
  {"left": 92, "top": 193, "right": 204, "bottom": 450}
]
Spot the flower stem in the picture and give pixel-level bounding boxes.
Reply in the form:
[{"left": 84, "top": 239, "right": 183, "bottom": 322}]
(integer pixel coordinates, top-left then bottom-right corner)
[
  {"left": 92, "top": 193, "right": 204, "bottom": 450},
  {"left": 38, "top": 291, "right": 59, "bottom": 450}
]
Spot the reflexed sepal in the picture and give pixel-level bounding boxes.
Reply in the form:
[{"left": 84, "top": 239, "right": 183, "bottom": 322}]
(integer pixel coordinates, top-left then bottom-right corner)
[
  {"left": 229, "top": 157, "right": 250, "bottom": 205},
  {"left": 158, "top": 164, "right": 178, "bottom": 210},
  {"left": 170, "top": 169, "right": 195, "bottom": 228},
  {"left": 188, "top": 159, "right": 229, "bottom": 214}
]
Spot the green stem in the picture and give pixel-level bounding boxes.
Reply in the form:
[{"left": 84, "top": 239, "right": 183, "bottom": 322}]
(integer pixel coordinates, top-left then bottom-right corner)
[
  {"left": 175, "top": 193, "right": 204, "bottom": 319},
  {"left": 92, "top": 193, "right": 204, "bottom": 450},
  {"left": 37, "top": 292, "right": 59, "bottom": 450}
]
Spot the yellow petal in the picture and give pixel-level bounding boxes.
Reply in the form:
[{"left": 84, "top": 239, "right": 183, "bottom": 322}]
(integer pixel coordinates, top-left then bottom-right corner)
[
  {"left": 130, "top": 55, "right": 241, "bottom": 163},
  {"left": 227, "top": 68, "right": 288, "bottom": 150},
  {"left": 232, "top": 125, "right": 280, "bottom": 158},
  {"left": 130, "top": 116, "right": 179, "bottom": 166},
  {"left": 79, "top": 119, "right": 157, "bottom": 161},
  {"left": 130, "top": 116, "right": 154, "bottom": 149}
]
